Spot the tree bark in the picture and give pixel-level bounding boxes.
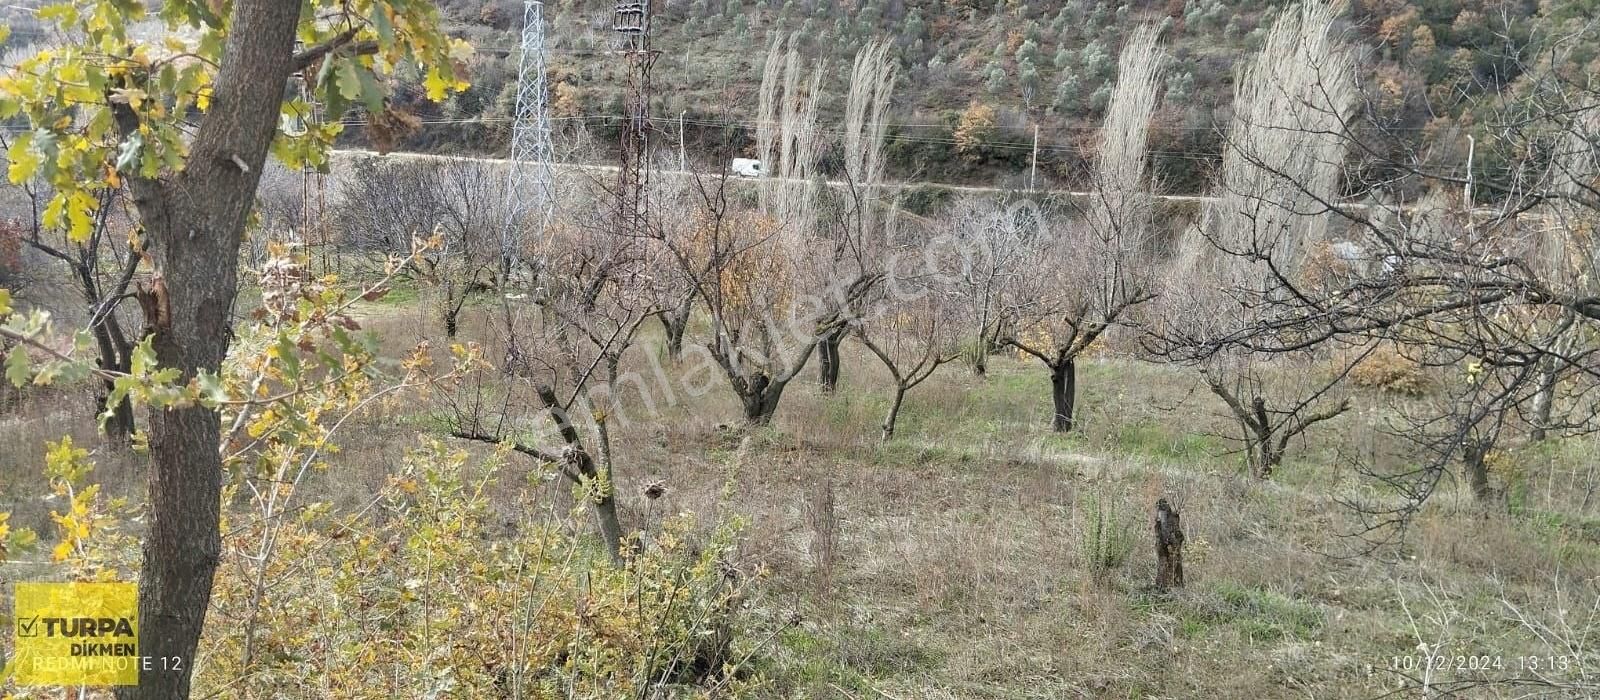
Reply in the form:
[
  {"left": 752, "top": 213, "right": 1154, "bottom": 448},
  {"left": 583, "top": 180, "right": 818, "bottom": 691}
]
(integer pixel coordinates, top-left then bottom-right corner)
[
  {"left": 1254, "top": 441, "right": 1284, "bottom": 480},
  {"left": 116, "top": 2, "right": 302, "bottom": 697},
  {"left": 660, "top": 294, "right": 693, "bottom": 363},
  {"left": 1463, "top": 441, "right": 1493, "bottom": 503},
  {"left": 441, "top": 278, "right": 460, "bottom": 338},
  {"left": 1050, "top": 358, "right": 1077, "bottom": 433},
  {"left": 90, "top": 321, "right": 135, "bottom": 446},
  {"left": 740, "top": 373, "right": 787, "bottom": 426},
  {"left": 1249, "top": 396, "right": 1276, "bottom": 479},
  {"left": 818, "top": 328, "right": 843, "bottom": 392},
  {"left": 1154, "top": 498, "right": 1185, "bottom": 590},
  {"left": 590, "top": 416, "right": 625, "bottom": 564},
  {"left": 593, "top": 489, "right": 624, "bottom": 563},
  {"left": 882, "top": 387, "right": 906, "bottom": 441},
  {"left": 535, "top": 385, "right": 624, "bottom": 563},
  {"left": 1530, "top": 356, "right": 1557, "bottom": 441},
  {"left": 96, "top": 379, "right": 136, "bottom": 446}
]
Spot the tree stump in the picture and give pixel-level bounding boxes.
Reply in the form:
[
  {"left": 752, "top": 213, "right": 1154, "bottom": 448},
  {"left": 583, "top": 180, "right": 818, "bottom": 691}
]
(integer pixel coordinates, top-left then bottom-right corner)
[{"left": 1154, "top": 498, "right": 1185, "bottom": 590}]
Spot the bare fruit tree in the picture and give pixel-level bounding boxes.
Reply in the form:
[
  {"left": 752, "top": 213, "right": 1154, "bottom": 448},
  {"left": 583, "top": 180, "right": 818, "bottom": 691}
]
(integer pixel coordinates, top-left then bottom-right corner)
[
  {"left": 1154, "top": 1, "right": 1359, "bottom": 479},
  {"left": 854, "top": 211, "right": 961, "bottom": 440},
  {"left": 447, "top": 179, "right": 658, "bottom": 563},
  {"left": 1007, "top": 24, "right": 1167, "bottom": 433},
  {"left": 334, "top": 157, "right": 506, "bottom": 338},
  {"left": 666, "top": 177, "right": 865, "bottom": 426},
  {"left": 644, "top": 35, "right": 872, "bottom": 426},
  {"left": 943, "top": 197, "right": 1033, "bottom": 378}
]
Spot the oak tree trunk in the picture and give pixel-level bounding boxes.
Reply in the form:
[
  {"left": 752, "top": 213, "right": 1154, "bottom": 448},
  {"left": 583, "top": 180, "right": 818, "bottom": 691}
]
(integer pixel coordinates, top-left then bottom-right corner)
[{"left": 116, "top": 2, "right": 301, "bottom": 696}]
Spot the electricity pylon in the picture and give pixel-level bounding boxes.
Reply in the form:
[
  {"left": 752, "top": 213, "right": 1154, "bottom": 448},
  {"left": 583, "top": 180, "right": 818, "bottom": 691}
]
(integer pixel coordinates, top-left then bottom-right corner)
[
  {"left": 614, "top": 0, "right": 656, "bottom": 239},
  {"left": 501, "top": 0, "right": 555, "bottom": 281}
]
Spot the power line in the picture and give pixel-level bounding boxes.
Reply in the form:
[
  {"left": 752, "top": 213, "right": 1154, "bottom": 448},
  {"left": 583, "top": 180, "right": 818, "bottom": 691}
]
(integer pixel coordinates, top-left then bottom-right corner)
[{"left": 328, "top": 113, "right": 1230, "bottom": 158}]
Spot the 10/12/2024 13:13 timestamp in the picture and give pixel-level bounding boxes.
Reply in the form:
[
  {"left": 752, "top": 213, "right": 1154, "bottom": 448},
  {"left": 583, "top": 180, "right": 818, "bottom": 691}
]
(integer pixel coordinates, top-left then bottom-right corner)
[{"left": 1387, "top": 654, "right": 1582, "bottom": 675}]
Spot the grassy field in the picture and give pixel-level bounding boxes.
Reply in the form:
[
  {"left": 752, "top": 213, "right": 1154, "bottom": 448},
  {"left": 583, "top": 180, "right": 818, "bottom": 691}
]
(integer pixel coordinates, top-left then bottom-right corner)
[{"left": 3, "top": 294, "right": 1599, "bottom": 698}]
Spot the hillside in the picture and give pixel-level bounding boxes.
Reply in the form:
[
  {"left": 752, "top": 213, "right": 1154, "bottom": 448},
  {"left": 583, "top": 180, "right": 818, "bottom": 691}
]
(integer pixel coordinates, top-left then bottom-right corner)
[{"left": 363, "top": 0, "right": 1560, "bottom": 191}]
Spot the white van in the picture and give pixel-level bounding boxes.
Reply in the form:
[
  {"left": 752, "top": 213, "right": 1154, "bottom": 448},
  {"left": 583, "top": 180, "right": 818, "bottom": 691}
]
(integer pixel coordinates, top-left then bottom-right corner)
[{"left": 731, "top": 158, "right": 764, "bottom": 178}]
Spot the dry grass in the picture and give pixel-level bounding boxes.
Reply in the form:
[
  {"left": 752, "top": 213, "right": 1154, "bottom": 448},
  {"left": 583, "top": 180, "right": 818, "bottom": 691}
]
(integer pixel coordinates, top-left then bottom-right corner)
[{"left": 4, "top": 293, "right": 1600, "bottom": 698}]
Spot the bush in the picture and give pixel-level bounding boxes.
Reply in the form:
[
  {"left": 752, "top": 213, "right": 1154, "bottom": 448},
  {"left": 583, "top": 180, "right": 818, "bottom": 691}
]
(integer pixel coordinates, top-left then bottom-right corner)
[
  {"left": 1075, "top": 490, "right": 1134, "bottom": 584},
  {"left": 200, "top": 440, "right": 764, "bottom": 698},
  {"left": 1350, "top": 345, "right": 1432, "bottom": 396}
]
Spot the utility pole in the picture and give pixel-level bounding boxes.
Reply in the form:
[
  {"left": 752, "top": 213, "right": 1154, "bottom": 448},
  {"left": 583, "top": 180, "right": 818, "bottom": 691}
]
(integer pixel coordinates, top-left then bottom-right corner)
[
  {"left": 501, "top": 0, "right": 555, "bottom": 282},
  {"left": 1029, "top": 124, "right": 1039, "bottom": 191},
  {"left": 290, "top": 43, "right": 329, "bottom": 275},
  {"left": 614, "top": 0, "right": 657, "bottom": 238}
]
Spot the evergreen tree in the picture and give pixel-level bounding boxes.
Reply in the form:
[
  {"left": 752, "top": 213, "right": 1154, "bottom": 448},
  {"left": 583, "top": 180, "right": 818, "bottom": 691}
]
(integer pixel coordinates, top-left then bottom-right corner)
[
  {"left": 861, "top": 0, "right": 882, "bottom": 27},
  {"left": 1054, "top": 73, "right": 1081, "bottom": 114},
  {"left": 1089, "top": 82, "right": 1113, "bottom": 111},
  {"left": 1081, "top": 39, "right": 1112, "bottom": 80},
  {"left": 1016, "top": 38, "right": 1040, "bottom": 66},
  {"left": 1054, "top": 45, "right": 1073, "bottom": 71},
  {"left": 905, "top": 8, "right": 927, "bottom": 40},
  {"left": 1168, "top": 69, "right": 1196, "bottom": 103},
  {"left": 1019, "top": 58, "right": 1041, "bottom": 106},
  {"left": 986, "top": 61, "right": 1008, "bottom": 94}
]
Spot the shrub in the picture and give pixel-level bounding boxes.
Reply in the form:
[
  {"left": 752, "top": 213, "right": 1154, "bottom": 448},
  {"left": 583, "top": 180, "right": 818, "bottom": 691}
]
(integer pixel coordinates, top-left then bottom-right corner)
[
  {"left": 1350, "top": 344, "right": 1432, "bottom": 396},
  {"left": 1075, "top": 490, "right": 1134, "bottom": 583},
  {"left": 199, "top": 440, "right": 764, "bottom": 698}
]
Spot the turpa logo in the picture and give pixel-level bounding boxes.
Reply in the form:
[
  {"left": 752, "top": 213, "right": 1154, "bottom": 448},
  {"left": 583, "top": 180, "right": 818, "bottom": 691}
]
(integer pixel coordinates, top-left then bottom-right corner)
[
  {"left": 18, "top": 616, "right": 136, "bottom": 638},
  {"left": 11, "top": 581, "right": 139, "bottom": 686}
]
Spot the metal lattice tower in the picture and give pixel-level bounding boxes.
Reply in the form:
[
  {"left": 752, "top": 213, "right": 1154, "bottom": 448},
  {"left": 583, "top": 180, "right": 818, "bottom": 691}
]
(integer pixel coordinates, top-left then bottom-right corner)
[
  {"left": 501, "top": 0, "right": 555, "bottom": 279},
  {"left": 614, "top": 0, "right": 656, "bottom": 238}
]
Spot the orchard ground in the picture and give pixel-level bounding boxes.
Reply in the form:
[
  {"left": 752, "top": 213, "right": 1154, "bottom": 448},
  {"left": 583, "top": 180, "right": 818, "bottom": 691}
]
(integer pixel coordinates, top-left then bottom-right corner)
[{"left": 2, "top": 288, "right": 1597, "bottom": 698}]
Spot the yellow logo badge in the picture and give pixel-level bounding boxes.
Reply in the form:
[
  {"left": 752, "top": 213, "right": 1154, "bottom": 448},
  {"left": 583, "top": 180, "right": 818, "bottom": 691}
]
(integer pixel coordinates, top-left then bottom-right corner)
[{"left": 11, "top": 581, "right": 138, "bottom": 686}]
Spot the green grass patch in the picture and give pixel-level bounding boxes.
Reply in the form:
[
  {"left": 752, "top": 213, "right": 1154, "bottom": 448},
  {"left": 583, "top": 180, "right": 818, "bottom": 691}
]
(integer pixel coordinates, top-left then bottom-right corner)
[
  {"left": 1113, "top": 420, "right": 1222, "bottom": 461},
  {"left": 871, "top": 441, "right": 971, "bottom": 468},
  {"left": 359, "top": 278, "right": 422, "bottom": 306},
  {"left": 1187, "top": 581, "right": 1323, "bottom": 643}
]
